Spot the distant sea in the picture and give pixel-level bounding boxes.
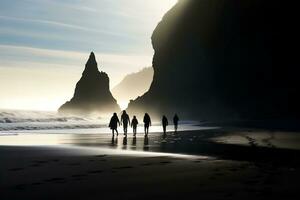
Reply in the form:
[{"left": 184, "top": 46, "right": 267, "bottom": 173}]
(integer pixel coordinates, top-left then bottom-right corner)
[{"left": 0, "top": 109, "right": 205, "bottom": 135}]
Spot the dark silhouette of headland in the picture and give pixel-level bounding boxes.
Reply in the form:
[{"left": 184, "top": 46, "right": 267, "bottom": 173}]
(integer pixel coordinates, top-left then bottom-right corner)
[
  {"left": 127, "top": 0, "right": 300, "bottom": 121},
  {"left": 59, "top": 52, "right": 120, "bottom": 115},
  {"left": 112, "top": 67, "right": 153, "bottom": 105}
]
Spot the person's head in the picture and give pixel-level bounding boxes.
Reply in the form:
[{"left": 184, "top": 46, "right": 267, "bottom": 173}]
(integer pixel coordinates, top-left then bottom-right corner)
[
  {"left": 123, "top": 110, "right": 127, "bottom": 114},
  {"left": 113, "top": 112, "right": 117, "bottom": 116},
  {"left": 133, "top": 115, "right": 136, "bottom": 119}
]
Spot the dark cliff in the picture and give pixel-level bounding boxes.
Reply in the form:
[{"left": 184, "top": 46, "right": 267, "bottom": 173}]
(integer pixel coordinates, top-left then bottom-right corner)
[
  {"left": 59, "top": 52, "right": 120, "bottom": 115},
  {"left": 127, "top": 0, "right": 300, "bottom": 120}
]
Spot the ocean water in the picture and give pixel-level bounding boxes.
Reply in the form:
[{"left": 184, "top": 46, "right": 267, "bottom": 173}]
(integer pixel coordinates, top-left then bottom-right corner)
[{"left": 0, "top": 109, "right": 209, "bottom": 135}]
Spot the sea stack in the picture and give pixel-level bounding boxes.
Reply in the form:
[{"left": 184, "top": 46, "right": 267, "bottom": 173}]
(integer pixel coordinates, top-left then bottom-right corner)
[{"left": 59, "top": 52, "right": 120, "bottom": 115}]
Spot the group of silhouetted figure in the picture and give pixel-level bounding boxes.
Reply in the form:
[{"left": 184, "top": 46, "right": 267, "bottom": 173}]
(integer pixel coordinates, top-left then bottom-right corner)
[{"left": 109, "top": 111, "right": 179, "bottom": 137}]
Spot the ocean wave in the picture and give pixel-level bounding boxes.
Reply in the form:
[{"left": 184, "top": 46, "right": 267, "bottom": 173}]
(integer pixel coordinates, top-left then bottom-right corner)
[
  {"left": 0, "top": 109, "right": 107, "bottom": 132},
  {"left": 0, "top": 123, "right": 106, "bottom": 132},
  {"left": 0, "top": 110, "right": 89, "bottom": 124}
]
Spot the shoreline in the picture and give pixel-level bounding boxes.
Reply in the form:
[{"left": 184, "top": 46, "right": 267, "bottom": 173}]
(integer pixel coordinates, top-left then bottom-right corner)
[{"left": 1, "top": 128, "right": 300, "bottom": 200}]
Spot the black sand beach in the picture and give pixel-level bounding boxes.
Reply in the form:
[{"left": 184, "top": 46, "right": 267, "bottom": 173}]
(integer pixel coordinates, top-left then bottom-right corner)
[{"left": 1, "top": 127, "right": 300, "bottom": 200}]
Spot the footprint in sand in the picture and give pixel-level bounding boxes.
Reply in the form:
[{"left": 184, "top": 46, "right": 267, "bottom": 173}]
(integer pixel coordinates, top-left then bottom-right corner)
[
  {"left": 113, "top": 166, "right": 134, "bottom": 170},
  {"left": 140, "top": 163, "right": 154, "bottom": 166},
  {"left": 9, "top": 167, "right": 24, "bottom": 171},
  {"left": 31, "top": 182, "right": 43, "bottom": 186},
  {"left": 72, "top": 174, "right": 88, "bottom": 178},
  {"left": 67, "top": 162, "right": 81, "bottom": 166},
  {"left": 30, "top": 164, "right": 41, "bottom": 167},
  {"left": 228, "top": 168, "right": 238, "bottom": 172},
  {"left": 14, "top": 184, "right": 27, "bottom": 190},
  {"left": 245, "top": 136, "right": 258, "bottom": 147},
  {"left": 94, "top": 155, "right": 107, "bottom": 158},
  {"left": 159, "top": 161, "right": 172, "bottom": 165},
  {"left": 33, "top": 160, "right": 48, "bottom": 164},
  {"left": 88, "top": 170, "right": 104, "bottom": 174},
  {"left": 242, "top": 179, "right": 260, "bottom": 185},
  {"left": 193, "top": 160, "right": 202, "bottom": 163},
  {"left": 44, "top": 177, "right": 66, "bottom": 183},
  {"left": 215, "top": 172, "right": 225, "bottom": 176}
]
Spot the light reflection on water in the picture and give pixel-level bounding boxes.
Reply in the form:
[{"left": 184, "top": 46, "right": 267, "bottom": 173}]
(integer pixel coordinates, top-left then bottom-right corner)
[
  {"left": 1, "top": 123, "right": 212, "bottom": 134},
  {"left": 0, "top": 125, "right": 219, "bottom": 157}
]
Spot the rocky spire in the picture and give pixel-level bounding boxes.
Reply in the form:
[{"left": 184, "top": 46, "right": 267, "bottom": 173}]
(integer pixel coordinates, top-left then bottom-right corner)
[
  {"left": 82, "top": 52, "right": 99, "bottom": 76},
  {"left": 59, "top": 52, "right": 120, "bottom": 115}
]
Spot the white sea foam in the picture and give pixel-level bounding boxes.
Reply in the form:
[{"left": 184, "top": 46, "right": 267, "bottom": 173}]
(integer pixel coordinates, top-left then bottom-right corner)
[
  {"left": 0, "top": 109, "right": 105, "bottom": 132},
  {"left": 0, "top": 109, "right": 215, "bottom": 134}
]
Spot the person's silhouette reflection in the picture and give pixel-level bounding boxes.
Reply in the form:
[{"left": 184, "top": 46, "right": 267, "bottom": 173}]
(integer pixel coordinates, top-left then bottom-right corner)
[
  {"left": 122, "top": 136, "right": 127, "bottom": 150},
  {"left": 111, "top": 135, "right": 118, "bottom": 147},
  {"left": 132, "top": 136, "right": 137, "bottom": 146},
  {"left": 123, "top": 136, "right": 127, "bottom": 146},
  {"left": 163, "top": 132, "right": 167, "bottom": 140},
  {"left": 143, "top": 135, "right": 149, "bottom": 151}
]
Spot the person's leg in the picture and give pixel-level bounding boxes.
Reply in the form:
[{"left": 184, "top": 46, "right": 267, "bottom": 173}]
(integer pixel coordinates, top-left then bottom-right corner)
[{"left": 116, "top": 129, "right": 118, "bottom": 136}]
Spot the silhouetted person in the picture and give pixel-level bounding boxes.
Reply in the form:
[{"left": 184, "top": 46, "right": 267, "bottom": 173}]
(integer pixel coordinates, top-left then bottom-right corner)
[
  {"left": 109, "top": 113, "right": 120, "bottom": 137},
  {"left": 121, "top": 110, "right": 130, "bottom": 136},
  {"left": 131, "top": 116, "right": 138, "bottom": 136},
  {"left": 162, "top": 115, "right": 168, "bottom": 135},
  {"left": 173, "top": 114, "right": 179, "bottom": 133},
  {"left": 143, "top": 113, "right": 151, "bottom": 136}
]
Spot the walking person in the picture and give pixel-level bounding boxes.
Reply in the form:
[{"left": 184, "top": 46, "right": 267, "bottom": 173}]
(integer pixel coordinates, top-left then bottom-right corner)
[
  {"left": 121, "top": 110, "right": 130, "bottom": 136},
  {"left": 109, "top": 113, "right": 120, "bottom": 137},
  {"left": 131, "top": 116, "right": 138, "bottom": 137},
  {"left": 143, "top": 113, "right": 151, "bottom": 136},
  {"left": 173, "top": 114, "right": 179, "bottom": 133},
  {"left": 162, "top": 115, "right": 168, "bottom": 135}
]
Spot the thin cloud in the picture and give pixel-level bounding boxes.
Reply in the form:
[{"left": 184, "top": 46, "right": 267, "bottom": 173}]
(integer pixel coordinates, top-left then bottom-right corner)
[
  {"left": 0, "top": 15, "right": 126, "bottom": 37},
  {"left": 0, "top": 45, "right": 152, "bottom": 71}
]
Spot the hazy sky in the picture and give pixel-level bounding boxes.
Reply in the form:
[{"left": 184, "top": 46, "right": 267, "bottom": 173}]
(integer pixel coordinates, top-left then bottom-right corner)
[{"left": 0, "top": 0, "right": 177, "bottom": 111}]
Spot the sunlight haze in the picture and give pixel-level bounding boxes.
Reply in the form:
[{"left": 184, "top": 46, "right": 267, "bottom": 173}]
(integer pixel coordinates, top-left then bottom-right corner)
[{"left": 0, "top": 0, "right": 177, "bottom": 111}]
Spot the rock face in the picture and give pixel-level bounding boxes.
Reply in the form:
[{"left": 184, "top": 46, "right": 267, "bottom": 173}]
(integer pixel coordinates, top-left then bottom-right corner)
[
  {"left": 112, "top": 67, "right": 153, "bottom": 106},
  {"left": 127, "top": 0, "right": 300, "bottom": 120},
  {"left": 59, "top": 52, "right": 120, "bottom": 115}
]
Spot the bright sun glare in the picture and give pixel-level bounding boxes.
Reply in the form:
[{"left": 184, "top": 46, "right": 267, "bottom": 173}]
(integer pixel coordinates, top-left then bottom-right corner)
[{"left": 160, "top": 0, "right": 177, "bottom": 10}]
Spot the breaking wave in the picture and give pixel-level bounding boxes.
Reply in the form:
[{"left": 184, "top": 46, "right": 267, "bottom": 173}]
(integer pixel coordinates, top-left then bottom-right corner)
[{"left": 0, "top": 109, "right": 106, "bottom": 132}]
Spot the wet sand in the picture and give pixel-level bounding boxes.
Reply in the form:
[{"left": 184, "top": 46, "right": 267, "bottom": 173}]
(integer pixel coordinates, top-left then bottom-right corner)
[{"left": 1, "top": 128, "right": 300, "bottom": 200}]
